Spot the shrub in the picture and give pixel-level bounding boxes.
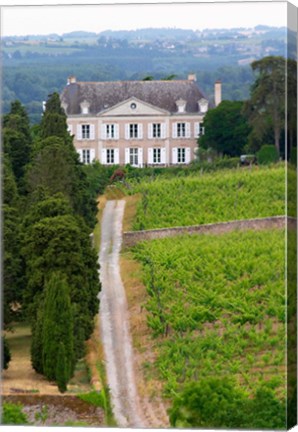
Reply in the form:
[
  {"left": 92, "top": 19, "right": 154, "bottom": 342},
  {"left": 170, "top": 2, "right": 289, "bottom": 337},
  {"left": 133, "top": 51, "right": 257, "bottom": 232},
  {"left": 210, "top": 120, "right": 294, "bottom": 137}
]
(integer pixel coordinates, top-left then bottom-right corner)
[
  {"left": 169, "top": 379, "right": 286, "bottom": 429},
  {"left": 257, "top": 144, "right": 279, "bottom": 165},
  {"left": 2, "top": 403, "right": 29, "bottom": 425}
]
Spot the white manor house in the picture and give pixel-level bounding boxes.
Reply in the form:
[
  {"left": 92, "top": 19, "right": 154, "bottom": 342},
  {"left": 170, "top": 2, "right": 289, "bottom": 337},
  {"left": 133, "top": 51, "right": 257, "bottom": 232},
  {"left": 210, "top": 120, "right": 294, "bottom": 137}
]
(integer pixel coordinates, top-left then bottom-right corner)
[{"left": 61, "top": 75, "right": 222, "bottom": 167}]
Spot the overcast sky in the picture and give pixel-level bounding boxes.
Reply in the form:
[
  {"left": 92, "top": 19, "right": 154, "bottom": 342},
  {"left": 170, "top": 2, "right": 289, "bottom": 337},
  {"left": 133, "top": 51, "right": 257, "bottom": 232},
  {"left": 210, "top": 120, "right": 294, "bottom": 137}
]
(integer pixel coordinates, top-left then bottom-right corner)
[{"left": 1, "top": 0, "right": 297, "bottom": 37}]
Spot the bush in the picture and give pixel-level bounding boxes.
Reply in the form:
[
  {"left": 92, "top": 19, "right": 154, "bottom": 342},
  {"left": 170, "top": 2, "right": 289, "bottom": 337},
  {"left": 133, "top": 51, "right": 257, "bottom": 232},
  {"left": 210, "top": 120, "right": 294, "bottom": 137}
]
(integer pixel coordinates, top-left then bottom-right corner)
[
  {"left": 169, "top": 379, "right": 286, "bottom": 429},
  {"left": 257, "top": 145, "right": 279, "bottom": 165},
  {"left": 2, "top": 403, "right": 29, "bottom": 425}
]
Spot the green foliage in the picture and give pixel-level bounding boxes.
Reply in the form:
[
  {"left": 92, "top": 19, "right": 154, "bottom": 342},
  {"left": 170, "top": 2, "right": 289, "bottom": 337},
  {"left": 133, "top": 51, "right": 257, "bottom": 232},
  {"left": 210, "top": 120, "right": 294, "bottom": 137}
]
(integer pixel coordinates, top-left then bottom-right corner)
[
  {"left": 40, "top": 92, "right": 69, "bottom": 140},
  {"left": 199, "top": 100, "right": 251, "bottom": 156},
  {"left": 244, "top": 56, "right": 286, "bottom": 154},
  {"left": 133, "top": 229, "right": 285, "bottom": 398},
  {"left": 42, "top": 272, "right": 74, "bottom": 391},
  {"left": 82, "top": 161, "right": 116, "bottom": 197},
  {"left": 2, "top": 337, "right": 11, "bottom": 370},
  {"left": 22, "top": 195, "right": 100, "bottom": 362},
  {"left": 169, "top": 379, "right": 286, "bottom": 429},
  {"left": 131, "top": 165, "right": 285, "bottom": 230},
  {"left": 3, "top": 171, "right": 23, "bottom": 326},
  {"left": 26, "top": 93, "right": 97, "bottom": 229},
  {"left": 2, "top": 403, "right": 29, "bottom": 425},
  {"left": 77, "top": 390, "right": 105, "bottom": 407},
  {"left": 3, "top": 100, "right": 32, "bottom": 190},
  {"left": 257, "top": 145, "right": 279, "bottom": 165}
]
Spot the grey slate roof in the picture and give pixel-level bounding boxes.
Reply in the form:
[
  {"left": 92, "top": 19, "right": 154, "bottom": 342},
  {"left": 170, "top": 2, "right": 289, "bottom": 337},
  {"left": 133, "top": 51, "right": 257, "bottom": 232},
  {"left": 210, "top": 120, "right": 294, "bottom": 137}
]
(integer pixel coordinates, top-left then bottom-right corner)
[{"left": 61, "top": 79, "right": 209, "bottom": 115}]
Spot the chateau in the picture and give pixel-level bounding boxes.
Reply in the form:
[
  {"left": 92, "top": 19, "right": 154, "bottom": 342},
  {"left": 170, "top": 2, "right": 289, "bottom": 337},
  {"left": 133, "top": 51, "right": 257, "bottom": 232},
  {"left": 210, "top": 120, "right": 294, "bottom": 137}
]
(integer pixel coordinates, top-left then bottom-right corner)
[{"left": 61, "top": 75, "right": 221, "bottom": 166}]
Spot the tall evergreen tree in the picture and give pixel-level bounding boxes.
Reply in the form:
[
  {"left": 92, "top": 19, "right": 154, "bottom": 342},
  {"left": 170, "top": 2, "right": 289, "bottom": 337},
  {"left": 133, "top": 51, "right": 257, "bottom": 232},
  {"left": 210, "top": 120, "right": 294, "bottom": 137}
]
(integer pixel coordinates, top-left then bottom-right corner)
[
  {"left": 22, "top": 195, "right": 100, "bottom": 361},
  {"left": 28, "top": 93, "right": 97, "bottom": 228},
  {"left": 3, "top": 156, "right": 23, "bottom": 327},
  {"left": 41, "top": 272, "right": 74, "bottom": 391},
  {"left": 40, "top": 92, "right": 70, "bottom": 140}
]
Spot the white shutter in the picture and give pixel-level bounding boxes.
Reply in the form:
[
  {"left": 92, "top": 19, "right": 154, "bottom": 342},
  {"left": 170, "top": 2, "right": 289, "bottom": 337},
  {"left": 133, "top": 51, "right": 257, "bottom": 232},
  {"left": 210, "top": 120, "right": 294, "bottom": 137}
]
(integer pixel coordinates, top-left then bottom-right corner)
[
  {"left": 77, "top": 125, "right": 82, "bottom": 140},
  {"left": 90, "top": 149, "right": 96, "bottom": 163},
  {"left": 172, "top": 123, "right": 177, "bottom": 138},
  {"left": 101, "top": 149, "right": 107, "bottom": 165},
  {"left": 161, "top": 123, "right": 166, "bottom": 139},
  {"left": 161, "top": 148, "right": 166, "bottom": 164},
  {"left": 186, "top": 147, "right": 191, "bottom": 164},
  {"left": 101, "top": 124, "right": 107, "bottom": 139},
  {"left": 114, "top": 148, "right": 119, "bottom": 165},
  {"left": 67, "top": 124, "right": 73, "bottom": 135},
  {"left": 148, "top": 124, "right": 153, "bottom": 139},
  {"left": 148, "top": 148, "right": 153, "bottom": 164},
  {"left": 114, "top": 124, "right": 119, "bottom": 140},
  {"left": 138, "top": 148, "right": 143, "bottom": 167},
  {"left": 194, "top": 122, "right": 200, "bottom": 137},
  {"left": 125, "top": 148, "right": 130, "bottom": 164},
  {"left": 186, "top": 122, "right": 191, "bottom": 138},
  {"left": 125, "top": 124, "right": 130, "bottom": 140},
  {"left": 138, "top": 124, "right": 143, "bottom": 139},
  {"left": 77, "top": 149, "right": 83, "bottom": 162},
  {"left": 172, "top": 148, "right": 178, "bottom": 164},
  {"left": 90, "top": 124, "right": 95, "bottom": 140}
]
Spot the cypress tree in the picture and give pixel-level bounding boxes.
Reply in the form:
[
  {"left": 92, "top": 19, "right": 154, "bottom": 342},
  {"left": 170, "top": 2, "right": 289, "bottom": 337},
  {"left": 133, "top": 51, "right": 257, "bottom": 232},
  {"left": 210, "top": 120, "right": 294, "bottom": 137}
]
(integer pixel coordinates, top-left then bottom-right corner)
[
  {"left": 42, "top": 272, "right": 74, "bottom": 388},
  {"left": 55, "top": 342, "right": 68, "bottom": 393}
]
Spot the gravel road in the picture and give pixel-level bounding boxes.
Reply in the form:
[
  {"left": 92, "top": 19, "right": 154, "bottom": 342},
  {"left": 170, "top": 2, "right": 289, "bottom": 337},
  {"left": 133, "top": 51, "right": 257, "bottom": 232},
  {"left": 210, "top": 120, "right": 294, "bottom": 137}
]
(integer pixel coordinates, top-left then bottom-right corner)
[{"left": 99, "top": 200, "right": 145, "bottom": 427}]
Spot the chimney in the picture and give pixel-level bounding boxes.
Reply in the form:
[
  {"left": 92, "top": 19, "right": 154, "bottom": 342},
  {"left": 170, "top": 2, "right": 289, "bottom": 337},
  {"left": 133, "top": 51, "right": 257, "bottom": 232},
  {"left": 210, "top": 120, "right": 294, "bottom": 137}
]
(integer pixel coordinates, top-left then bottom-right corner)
[
  {"left": 188, "top": 73, "right": 197, "bottom": 82},
  {"left": 67, "top": 76, "right": 76, "bottom": 85},
  {"left": 214, "top": 80, "right": 222, "bottom": 107}
]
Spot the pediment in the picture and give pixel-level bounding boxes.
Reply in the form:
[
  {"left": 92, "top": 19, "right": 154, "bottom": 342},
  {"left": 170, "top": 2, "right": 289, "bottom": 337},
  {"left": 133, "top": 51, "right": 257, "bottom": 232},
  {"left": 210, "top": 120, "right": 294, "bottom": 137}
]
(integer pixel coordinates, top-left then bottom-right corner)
[{"left": 98, "top": 97, "right": 169, "bottom": 117}]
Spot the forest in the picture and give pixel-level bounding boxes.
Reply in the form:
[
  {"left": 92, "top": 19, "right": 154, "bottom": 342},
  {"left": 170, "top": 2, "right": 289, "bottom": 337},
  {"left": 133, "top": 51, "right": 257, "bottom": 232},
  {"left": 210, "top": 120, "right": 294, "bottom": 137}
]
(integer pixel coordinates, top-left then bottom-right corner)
[{"left": 3, "top": 94, "right": 100, "bottom": 392}]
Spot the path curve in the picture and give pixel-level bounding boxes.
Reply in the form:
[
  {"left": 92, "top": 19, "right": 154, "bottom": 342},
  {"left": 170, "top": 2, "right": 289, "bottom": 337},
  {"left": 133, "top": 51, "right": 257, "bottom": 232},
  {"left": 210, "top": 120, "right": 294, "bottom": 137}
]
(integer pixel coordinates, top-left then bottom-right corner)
[{"left": 98, "top": 200, "right": 145, "bottom": 427}]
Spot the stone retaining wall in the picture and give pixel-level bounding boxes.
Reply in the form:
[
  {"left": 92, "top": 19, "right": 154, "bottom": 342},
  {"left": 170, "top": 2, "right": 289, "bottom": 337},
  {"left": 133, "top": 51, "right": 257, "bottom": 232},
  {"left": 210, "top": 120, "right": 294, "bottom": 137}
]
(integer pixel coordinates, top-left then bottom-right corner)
[{"left": 122, "top": 216, "right": 294, "bottom": 248}]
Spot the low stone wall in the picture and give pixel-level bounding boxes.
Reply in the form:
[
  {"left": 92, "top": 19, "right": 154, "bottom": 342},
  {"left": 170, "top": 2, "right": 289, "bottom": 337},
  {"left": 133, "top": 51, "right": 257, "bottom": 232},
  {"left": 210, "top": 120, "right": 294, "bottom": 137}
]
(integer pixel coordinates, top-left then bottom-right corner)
[{"left": 122, "top": 216, "right": 291, "bottom": 248}]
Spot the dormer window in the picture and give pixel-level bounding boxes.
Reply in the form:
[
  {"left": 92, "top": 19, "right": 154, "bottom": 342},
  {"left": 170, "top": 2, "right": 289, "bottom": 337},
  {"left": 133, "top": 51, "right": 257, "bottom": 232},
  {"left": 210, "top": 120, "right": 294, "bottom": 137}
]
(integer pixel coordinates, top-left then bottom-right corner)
[
  {"left": 176, "top": 98, "right": 186, "bottom": 113},
  {"left": 80, "top": 100, "right": 90, "bottom": 115},
  {"left": 198, "top": 98, "right": 209, "bottom": 113}
]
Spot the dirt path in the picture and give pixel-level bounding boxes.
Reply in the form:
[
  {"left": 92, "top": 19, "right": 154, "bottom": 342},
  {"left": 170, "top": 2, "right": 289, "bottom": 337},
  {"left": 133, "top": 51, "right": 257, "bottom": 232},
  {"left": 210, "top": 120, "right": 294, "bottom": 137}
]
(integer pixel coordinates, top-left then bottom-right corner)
[{"left": 99, "top": 200, "right": 146, "bottom": 427}]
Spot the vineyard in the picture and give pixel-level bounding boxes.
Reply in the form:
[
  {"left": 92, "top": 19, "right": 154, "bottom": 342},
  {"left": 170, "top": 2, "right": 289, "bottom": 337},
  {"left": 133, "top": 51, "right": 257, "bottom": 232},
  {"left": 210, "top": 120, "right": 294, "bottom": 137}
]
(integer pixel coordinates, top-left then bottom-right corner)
[
  {"left": 130, "top": 165, "right": 285, "bottom": 230},
  {"left": 132, "top": 229, "right": 285, "bottom": 400}
]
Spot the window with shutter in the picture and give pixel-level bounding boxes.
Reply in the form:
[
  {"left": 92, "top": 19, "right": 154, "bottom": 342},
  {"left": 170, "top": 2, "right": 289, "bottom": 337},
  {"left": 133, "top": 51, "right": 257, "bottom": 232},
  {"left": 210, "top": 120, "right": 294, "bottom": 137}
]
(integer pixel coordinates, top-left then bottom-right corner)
[
  {"left": 90, "top": 124, "right": 95, "bottom": 140},
  {"left": 172, "top": 148, "right": 178, "bottom": 164},
  {"left": 101, "top": 124, "right": 107, "bottom": 139},
  {"left": 90, "top": 149, "right": 96, "bottom": 163},
  {"left": 148, "top": 148, "right": 153, "bottom": 164},
  {"left": 101, "top": 149, "right": 107, "bottom": 165},
  {"left": 185, "top": 122, "right": 191, "bottom": 138},
  {"left": 185, "top": 147, "right": 191, "bottom": 163},
  {"left": 125, "top": 148, "right": 130, "bottom": 164},
  {"left": 114, "top": 148, "right": 119, "bottom": 164}
]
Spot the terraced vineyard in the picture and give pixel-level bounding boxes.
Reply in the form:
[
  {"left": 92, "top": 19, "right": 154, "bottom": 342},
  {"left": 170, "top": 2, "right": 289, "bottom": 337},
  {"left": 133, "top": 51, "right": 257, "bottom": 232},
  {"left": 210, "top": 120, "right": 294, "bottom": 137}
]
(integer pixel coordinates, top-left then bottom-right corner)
[
  {"left": 133, "top": 229, "right": 285, "bottom": 400},
  {"left": 131, "top": 165, "right": 285, "bottom": 230}
]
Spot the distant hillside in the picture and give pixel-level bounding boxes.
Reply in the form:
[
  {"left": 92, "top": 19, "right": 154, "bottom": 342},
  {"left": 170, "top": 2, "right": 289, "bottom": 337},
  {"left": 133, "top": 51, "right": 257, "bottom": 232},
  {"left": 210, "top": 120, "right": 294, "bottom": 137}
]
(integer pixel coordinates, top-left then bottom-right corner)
[{"left": 2, "top": 25, "right": 296, "bottom": 123}]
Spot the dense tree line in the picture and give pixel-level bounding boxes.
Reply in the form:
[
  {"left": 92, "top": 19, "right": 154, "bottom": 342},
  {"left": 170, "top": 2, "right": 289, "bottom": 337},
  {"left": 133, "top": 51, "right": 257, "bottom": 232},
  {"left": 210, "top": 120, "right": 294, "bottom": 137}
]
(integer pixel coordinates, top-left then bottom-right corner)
[
  {"left": 199, "top": 56, "right": 297, "bottom": 162},
  {"left": 2, "top": 95, "right": 100, "bottom": 391}
]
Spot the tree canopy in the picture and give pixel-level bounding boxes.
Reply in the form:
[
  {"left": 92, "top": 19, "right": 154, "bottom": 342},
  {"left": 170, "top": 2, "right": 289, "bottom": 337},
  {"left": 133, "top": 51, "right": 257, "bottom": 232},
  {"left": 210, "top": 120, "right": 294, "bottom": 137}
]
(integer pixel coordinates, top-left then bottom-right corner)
[
  {"left": 199, "top": 100, "right": 251, "bottom": 157},
  {"left": 243, "top": 56, "right": 286, "bottom": 155}
]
